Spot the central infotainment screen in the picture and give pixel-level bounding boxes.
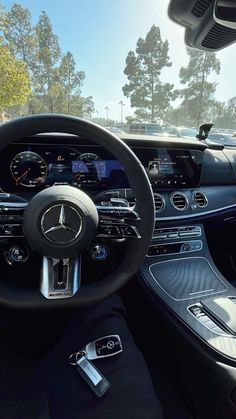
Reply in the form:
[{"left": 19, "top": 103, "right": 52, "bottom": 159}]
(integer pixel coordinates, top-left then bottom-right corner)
[
  {"left": 129, "top": 148, "right": 202, "bottom": 189},
  {"left": 145, "top": 149, "right": 202, "bottom": 188}
]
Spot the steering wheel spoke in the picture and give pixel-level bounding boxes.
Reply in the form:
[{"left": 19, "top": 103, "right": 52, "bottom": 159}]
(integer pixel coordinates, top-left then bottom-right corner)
[{"left": 40, "top": 256, "right": 81, "bottom": 299}]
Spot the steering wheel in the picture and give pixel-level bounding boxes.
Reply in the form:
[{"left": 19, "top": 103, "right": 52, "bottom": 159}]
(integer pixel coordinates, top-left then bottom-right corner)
[{"left": 0, "top": 114, "right": 155, "bottom": 308}]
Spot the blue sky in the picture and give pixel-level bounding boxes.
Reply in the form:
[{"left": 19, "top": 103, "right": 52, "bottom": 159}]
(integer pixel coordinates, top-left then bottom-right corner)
[{"left": 2, "top": 0, "right": 236, "bottom": 120}]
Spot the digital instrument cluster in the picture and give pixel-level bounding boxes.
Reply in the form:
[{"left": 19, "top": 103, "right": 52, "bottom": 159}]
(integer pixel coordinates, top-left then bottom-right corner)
[{"left": 5, "top": 147, "right": 128, "bottom": 191}]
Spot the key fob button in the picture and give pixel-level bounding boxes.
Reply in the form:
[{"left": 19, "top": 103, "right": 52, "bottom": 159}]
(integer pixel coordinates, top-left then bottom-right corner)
[{"left": 95, "top": 336, "right": 121, "bottom": 356}]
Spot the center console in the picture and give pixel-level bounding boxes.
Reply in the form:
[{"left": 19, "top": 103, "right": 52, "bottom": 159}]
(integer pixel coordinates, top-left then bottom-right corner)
[{"left": 141, "top": 223, "right": 236, "bottom": 361}]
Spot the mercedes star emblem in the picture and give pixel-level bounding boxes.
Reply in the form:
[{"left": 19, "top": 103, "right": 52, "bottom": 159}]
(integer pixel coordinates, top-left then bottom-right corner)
[{"left": 41, "top": 204, "right": 82, "bottom": 244}]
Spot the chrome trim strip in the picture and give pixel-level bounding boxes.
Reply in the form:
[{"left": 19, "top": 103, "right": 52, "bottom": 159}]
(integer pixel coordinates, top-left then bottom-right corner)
[
  {"left": 0, "top": 202, "right": 27, "bottom": 208},
  {"left": 96, "top": 205, "right": 135, "bottom": 212},
  {"left": 96, "top": 205, "right": 141, "bottom": 220},
  {"left": 148, "top": 256, "right": 228, "bottom": 302},
  {"left": 0, "top": 235, "right": 24, "bottom": 238},
  {"left": 156, "top": 203, "right": 236, "bottom": 221}
]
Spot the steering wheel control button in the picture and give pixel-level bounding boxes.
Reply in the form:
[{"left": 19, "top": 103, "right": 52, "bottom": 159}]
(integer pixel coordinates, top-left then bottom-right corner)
[
  {"left": 100, "top": 225, "right": 120, "bottom": 236},
  {"left": 98, "top": 223, "right": 140, "bottom": 239},
  {"left": 41, "top": 204, "right": 82, "bottom": 244},
  {"left": 0, "top": 224, "right": 23, "bottom": 237},
  {"left": 120, "top": 225, "right": 139, "bottom": 238},
  {"left": 6, "top": 246, "right": 30, "bottom": 265},
  {"left": 90, "top": 243, "right": 108, "bottom": 261}
]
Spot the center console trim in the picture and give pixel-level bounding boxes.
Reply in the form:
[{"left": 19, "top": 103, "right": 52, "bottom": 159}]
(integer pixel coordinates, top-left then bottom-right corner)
[
  {"left": 148, "top": 256, "right": 228, "bottom": 302},
  {"left": 187, "top": 302, "right": 236, "bottom": 338}
]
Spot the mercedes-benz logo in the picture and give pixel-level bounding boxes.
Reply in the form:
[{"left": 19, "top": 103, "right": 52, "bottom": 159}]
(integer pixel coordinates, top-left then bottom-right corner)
[
  {"left": 107, "top": 340, "right": 115, "bottom": 350},
  {"left": 41, "top": 204, "right": 82, "bottom": 244}
]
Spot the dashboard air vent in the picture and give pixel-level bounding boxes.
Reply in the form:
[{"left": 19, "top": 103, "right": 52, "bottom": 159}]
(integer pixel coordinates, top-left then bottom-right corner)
[
  {"left": 170, "top": 192, "right": 188, "bottom": 211},
  {"left": 191, "top": 0, "right": 212, "bottom": 17},
  {"left": 154, "top": 193, "right": 165, "bottom": 213},
  {"left": 202, "top": 23, "right": 236, "bottom": 49},
  {"left": 193, "top": 191, "right": 208, "bottom": 208}
]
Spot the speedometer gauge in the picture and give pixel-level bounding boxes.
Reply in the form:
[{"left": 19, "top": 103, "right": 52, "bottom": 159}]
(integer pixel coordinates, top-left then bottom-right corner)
[
  {"left": 10, "top": 151, "right": 47, "bottom": 187},
  {"left": 74, "top": 153, "right": 103, "bottom": 187}
]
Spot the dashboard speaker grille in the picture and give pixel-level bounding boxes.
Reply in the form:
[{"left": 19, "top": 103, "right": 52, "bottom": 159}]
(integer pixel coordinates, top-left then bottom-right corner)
[
  {"left": 153, "top": 193, "right": 165, "bottom": 213},
  {"left": 171, "top": 192, "right": 188, "bottom": 211},
  {"left": 191, "top": 0, "right": 212, "bottom": 17},
  {"left": 193, "top": 191, "right": 208, "bottom": 207}
]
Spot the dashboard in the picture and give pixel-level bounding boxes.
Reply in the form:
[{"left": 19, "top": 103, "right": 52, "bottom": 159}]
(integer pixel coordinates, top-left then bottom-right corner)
[
  {"left": 0, "top": 134, "right": 236, "bottom": 223},
  {"left": 0, "top": 142, "right": 203, "bottom": 193}
]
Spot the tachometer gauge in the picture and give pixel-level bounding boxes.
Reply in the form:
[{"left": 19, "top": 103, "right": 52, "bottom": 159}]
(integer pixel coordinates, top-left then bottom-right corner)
[
  {"left": 74, "top": 153, "right": 104, "bottom": 187},
  {"left": 10, "top": 151, "right": 47, "bottom": 187}
]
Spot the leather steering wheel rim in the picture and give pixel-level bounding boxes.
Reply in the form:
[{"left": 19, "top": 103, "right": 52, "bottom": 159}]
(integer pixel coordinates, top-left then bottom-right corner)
[{"left": 0, "top": 114, "right": 155, "bottom": 308}]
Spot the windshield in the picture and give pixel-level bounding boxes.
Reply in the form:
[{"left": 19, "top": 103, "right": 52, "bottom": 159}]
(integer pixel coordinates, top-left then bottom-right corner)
[{"left": 0, "top": 0, "right": 236, "bottom": 144}]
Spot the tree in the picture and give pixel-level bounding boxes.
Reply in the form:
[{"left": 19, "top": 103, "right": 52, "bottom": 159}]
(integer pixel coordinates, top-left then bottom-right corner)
[
  {"left": 0, "top": 38, "right": 31, "bottom": 111},
  {"left": 0, "top": 4, "right": 36, "bottom": 71},
  {"left": 0, "top": 5, "right": 94, "bottom": 117},
  {"left": 34, "top": 11, "right": 61, "bottom": 112},
  {"left": 179, "top": 48, "right": 220, "bottom": 127},
  {"left": 69, "top": 93, "right": 94, "bottom": 118},
  {"left": 59, "top": 51, "right": 85, "bottom": 114},
  {"left": 213, "top": 98, "right": 236, "bottom": 130},
  {"left": 0, "top": 4, "right": 38, "bottom": 114},
  {"left": 123, "top": 25, "right": 175, "bottom": 121}
]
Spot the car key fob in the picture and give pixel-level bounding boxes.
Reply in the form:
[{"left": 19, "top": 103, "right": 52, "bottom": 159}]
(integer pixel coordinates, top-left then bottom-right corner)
[
  {"left": 85, "top": 335, "right": 123, "bottom": 360},
  {"left": 76, "top": 355, "right": 111, "bottom": 397}
]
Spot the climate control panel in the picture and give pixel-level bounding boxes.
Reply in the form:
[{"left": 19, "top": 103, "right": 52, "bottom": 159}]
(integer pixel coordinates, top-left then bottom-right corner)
[
  {"left": 149, "top": 225, "right": 203, "bottom": 257},
  {"left": 153, "top": 225, "right": 201, "bottom": 240}
]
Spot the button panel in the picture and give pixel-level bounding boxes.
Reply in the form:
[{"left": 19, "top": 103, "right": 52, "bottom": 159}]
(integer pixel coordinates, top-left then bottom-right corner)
[
  {"left": 153, "top": 225, "right": 201, "bottom": 240},
  {"left": 0, "top": 208, "right": 24, "bottom": 238},
  {"left": 97, "top": 223, "right": 141, "bottom": 239},
  {"left": 148, "top": 240, "right": 202, "bottom": 256}
]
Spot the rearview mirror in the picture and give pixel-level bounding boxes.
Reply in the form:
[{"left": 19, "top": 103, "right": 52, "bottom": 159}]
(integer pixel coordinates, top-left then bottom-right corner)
[{"left": 214, "top": 0, "right": 236, "bottom": 30}]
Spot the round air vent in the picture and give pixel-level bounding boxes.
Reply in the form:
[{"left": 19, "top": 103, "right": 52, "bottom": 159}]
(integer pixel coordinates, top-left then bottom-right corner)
[
  {"left": 153, "top": 193, "right": 165, "bottom": 213},
  {"left": 193, "top": 191, "right": 208, "bottom": 208},
  {"left": 170, "top": 192, "right": 188, "bottom": 211}
]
